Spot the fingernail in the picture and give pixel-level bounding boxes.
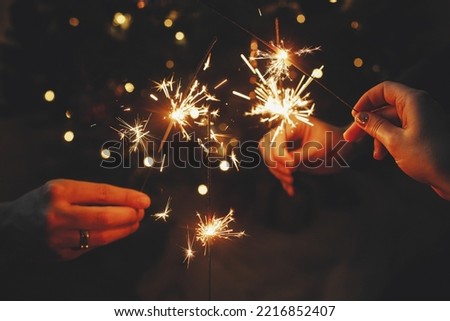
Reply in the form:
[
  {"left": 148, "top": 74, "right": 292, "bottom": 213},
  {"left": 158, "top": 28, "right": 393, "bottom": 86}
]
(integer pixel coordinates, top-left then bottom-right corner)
[
  {"left": 138, "top": 195, "right": 150, "bottom": 208},
  {"left": 355, "top": 112, "right": 369, "bottom": 127}
]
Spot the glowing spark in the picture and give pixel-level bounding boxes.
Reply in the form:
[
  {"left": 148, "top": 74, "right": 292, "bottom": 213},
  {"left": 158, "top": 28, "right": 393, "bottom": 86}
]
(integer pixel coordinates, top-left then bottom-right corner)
[
  {"left": 230, "top": 150, "right": 240, "bottom": 171},
  {"left": 214, "top": 79, "right": 228, "bottom": 90},
  {"left": 203, "top": 53, "right": 212, "bottom": 71},
  {"left": 149, "top": 94, "right": 158, "bottom": 101},
  {"left": 258, "top": 8, "right": 262, "bottom": 16},
  {"left": 195, "top": 209, "right": 246, "bottom": 254},
  {"left": 232, "top": 91, "right": 251, "bottom": 100},
  {"left": 240, "top": 54, "right": 256, "bottom": 74},
  {"left": 160, "top": 154, "right": 166, "bottom": 172},
  {"left": 153, "top": 76, "right": 219, "bottom": 149},
  {"left": 182, "top": 228, "right": 196, "bottom": 268},
  {"left": 110, "top": 114, "right": 153, "bottom": 154},
  {"left": 197, "top": 138, "right": 209, "bottom": 154},
  {"left": 208, "top": 129, "right": 230, "bottom": 144},
  {"left": 255, "top": 68, "right": 267, "bottom": 84},
  {"left": 209, "top": 129, "right": 219, "bottom": 143},
  {"left": 152, "top": 197, "right": 172, "bottom": 222},
  {"left": 194, "top": 109, "right": 220, "bottom": 127},
  {"left": 244, "top": 70, "right": 321, "bottom": 139},
  {"left": 210, "top": 109, "right": 220, "bottom": 118}
]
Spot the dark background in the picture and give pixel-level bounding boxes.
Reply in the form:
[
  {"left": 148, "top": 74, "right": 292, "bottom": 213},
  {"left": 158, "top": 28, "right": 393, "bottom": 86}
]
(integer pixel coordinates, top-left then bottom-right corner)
[{"left": 1, "top": 0, "right": 450, "bottom": 300}]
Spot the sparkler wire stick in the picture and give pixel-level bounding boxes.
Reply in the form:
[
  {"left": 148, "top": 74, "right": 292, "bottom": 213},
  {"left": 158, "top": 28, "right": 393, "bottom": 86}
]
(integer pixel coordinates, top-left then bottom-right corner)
[
  {"left": 207, "top": 105, "right": 213, "bottom": 300},
  {"left": 140, "top": 169, "right": 151, "bottom": 192},
  {"left": 275, "top": 17, "right": 280, "bottom": 46},
  {"left": 275, "top": 17, "right": 289, "bottom": 142},
  {"left": 199, "top": 0, "right": 354, "bottom": 111}
]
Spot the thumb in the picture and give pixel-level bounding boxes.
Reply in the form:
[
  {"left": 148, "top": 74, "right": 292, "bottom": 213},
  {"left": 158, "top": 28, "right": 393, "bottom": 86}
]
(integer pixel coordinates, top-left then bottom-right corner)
[{"left": 354, "top": 112, "right": 401, "bottom": 149}]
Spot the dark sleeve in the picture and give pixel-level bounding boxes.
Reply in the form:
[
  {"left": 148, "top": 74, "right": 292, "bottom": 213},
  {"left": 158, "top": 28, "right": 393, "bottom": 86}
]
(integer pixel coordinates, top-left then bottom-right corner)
[{"left": 0, "top": 186, "right": 57, "bottom": 268}]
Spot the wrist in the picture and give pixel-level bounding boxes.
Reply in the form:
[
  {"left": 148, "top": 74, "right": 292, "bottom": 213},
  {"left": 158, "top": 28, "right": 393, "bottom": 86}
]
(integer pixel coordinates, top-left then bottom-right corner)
[
  {"left": 429, "top": 148, "right": 450, "bottom": 201},
  {"left": 430, "top": 169, "right": 450, "bottom": 201}
]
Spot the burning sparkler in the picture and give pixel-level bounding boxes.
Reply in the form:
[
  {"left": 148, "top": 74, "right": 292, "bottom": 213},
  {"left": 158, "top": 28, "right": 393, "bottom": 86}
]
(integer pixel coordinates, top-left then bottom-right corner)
[
  {"left": 252, "top": 67, "right": 321, "bottom": 122},
  {"left": 152, "top": 75, "right": 219, "bottom": 151},
  {"left": 233, "top": 19, "right": 324, "bottom": 142},
  {"left": 253, "top": 41, "right": 320, "bottom": 80},
  {"left": 235, "top": 53, "right": 323, "bottom": 141},
  {"left": 195, "top": 209, "right": 246, "bottom": 255}
]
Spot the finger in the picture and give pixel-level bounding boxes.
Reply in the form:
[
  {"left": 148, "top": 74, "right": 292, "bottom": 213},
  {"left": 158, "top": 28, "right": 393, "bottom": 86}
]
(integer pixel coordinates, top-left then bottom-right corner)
[
  {"left": 352, "top": 81, "right": 416, "bottom": 116},
  {"left": 343, "top": 105, "right": 400, "bottom": 142},
  {"left": 54, "top": 179, "right": 151, "bottom": 208},
  {"left": 268, "top": 162, "right": 294, "bottom": 178},
  {"left": 48, "top": 222, "right": 140, "bottom": 249},
  {"left": 50, "top": 205, "right": 144, "bottom": 230},
  {"left": 259, "top": 136, "right": 283, "bottom": 168},
  {"left": 54, "top": 248, "right": 93, "bottom": 261},
  {"left": 353, "top": 112, "right": 402, "bottom": 150},
  {"left": 373, "top": 139, "right": 388, "bottom": 160},
  {"left": 281, "top": 182, "right": 294, "bottom": 197},
  {"left": 343, "top": 123, "right": 365, "bottom": 142},
  {"left": 269, "top": 167, "right": 294, "bottom": 185}
]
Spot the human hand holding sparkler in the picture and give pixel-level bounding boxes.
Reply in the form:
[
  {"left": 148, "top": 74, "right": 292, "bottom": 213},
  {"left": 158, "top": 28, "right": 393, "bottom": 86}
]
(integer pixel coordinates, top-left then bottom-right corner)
[
  {"left": 344, "top": 81, "right": 450, "bottom": 200},
  {"left": 0, "top": 179, "right": 151, "bottom": 262},
  {"left": 259, "top": 117, "right": 354, "bottom": 196}
]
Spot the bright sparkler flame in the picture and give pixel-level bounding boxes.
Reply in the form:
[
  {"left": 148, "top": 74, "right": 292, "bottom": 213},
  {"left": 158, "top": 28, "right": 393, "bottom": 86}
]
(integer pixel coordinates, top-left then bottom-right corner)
[
  {"left": 235, "top": 37, "right": 324, "bottom": 141},
  {"left": 154, "top": 75, "right": 219, "bottom": 143},
  {"left": 252, "top": 41, "right": 320, "bottom": 80},
  {"left": 110, "top": 114, "right": 153, "bottom": 154},
  {"left": 248, "top": 68, "right": 322, "bottom": 128},
  {"left": 195, "top": 209, "right": 246, "bottom": 254}
]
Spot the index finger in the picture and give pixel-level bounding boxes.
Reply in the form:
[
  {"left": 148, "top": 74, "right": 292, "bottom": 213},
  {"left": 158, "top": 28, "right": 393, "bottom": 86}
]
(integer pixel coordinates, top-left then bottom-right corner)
[
  {"left": 352, "top": 81, "right": 416, "bottom": 117},
  {"left": 53, "top": 179, "right": 151, "bottom": 208}
]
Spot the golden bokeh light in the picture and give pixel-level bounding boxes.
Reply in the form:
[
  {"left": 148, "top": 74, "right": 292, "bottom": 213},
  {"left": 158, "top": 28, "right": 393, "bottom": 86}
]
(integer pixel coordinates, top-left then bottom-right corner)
[
  {"left": 69, "top": 17, "right": 79, "bottom": 27},
  {"left": 164, "top": 19, "right": 173, "bottom": 28},
  {"left": 198, "top": 184, "right": 208, "bottom": 195},
  {"left": 143, "top": 156, "right": 155, "bottom": 168},
  {"left": 124, "top": 82, "right": 135, "bottom": 93},
  {"left": 353, "top": 57, "right": 364, "bottom": 68},
  {"left": 351, "top": 21, "right": 360, "bottom": 30},
  {"left": 101, "top": 149, "right": 111, "bottom": 159},
  {"left": 296, "top": 14, "right": 306, "bottom": 24},
  {"left": 219, "top": 160, "right": 230, "bottom": 172},
  {"left": 113, "top": 12, "right": 132, "bottom": 29},
  {"left": 165, "top": 60, "right": 175, "bottom": 69},
  {"left": 44, "top": 90, "right": 55, "bottom": 102},
  {"left": 175, "top": 31, "right": 185, "bottom": 41},
  {"left": 64, "top": 131, "right": 75, "bottom": 142}
]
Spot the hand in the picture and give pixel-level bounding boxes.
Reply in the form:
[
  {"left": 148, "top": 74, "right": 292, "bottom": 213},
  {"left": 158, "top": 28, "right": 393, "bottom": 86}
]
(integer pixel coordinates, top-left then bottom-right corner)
[
  {"left": 259, "top": 117, "right": 354, "bottom": 196},
  {"left": 343, "top": 81, "right": 450, "bottom": 200},
  {"left": 9, "top": 179, "right": 151, "bottom": 261}
]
